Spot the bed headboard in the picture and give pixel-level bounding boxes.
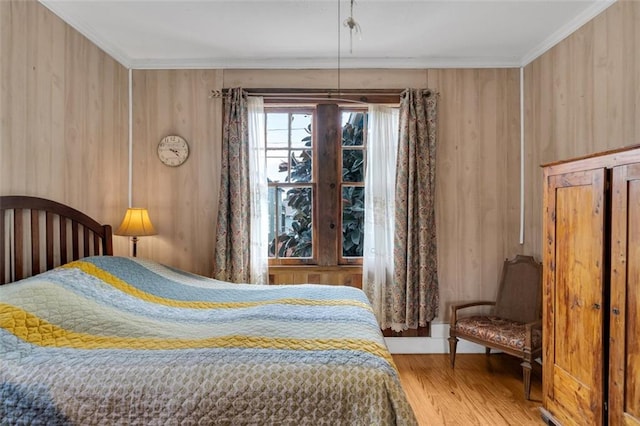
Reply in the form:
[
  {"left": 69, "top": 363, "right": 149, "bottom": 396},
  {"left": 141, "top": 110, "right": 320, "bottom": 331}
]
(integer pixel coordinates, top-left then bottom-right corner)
[{"left": 1, "top": 196, "right": 113, "bottom": 285}]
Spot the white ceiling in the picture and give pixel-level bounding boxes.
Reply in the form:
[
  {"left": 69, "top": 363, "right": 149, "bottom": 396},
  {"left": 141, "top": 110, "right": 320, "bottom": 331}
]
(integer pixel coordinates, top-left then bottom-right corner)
[{"left": 39, "top": 0, "right": 616, "bottom": 69}]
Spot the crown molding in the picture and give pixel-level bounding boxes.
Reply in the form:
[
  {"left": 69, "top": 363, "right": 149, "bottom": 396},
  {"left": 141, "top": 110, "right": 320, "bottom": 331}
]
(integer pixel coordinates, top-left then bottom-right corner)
[
  {"left": 520, "top": 0, "right": 617, "bottom": 66},
  {"left": 39, "top": 0, "right": 133, "bottom": 68},
  {"left": 129, "top": 56, "right": 522, "bottom": 70}
]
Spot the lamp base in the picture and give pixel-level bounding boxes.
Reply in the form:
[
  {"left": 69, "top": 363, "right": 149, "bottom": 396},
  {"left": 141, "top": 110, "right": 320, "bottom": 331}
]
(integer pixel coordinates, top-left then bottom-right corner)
[{"left": 131, "top": 236, "right": 139, "bottom": 257}]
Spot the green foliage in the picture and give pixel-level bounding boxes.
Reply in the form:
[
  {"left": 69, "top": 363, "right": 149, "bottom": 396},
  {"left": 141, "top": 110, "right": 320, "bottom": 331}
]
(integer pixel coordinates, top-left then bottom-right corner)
[
  {"left": 341, "top": 186, "right": 365, "bottom": 256},
  {"left": 341, "top": 112, "right": 366, "bottom": 257},
  {"left": 269, "top": 187, "right": 313, "bottom": 257},
  {"left": 342, "top": 113, "right": 365, "bottom": 147}
]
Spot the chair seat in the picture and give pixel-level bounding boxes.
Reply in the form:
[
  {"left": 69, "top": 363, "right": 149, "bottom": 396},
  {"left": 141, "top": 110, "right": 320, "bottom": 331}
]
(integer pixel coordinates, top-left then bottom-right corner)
[{"left": 454, "top": 316, "right": 542, "bottom": 351}]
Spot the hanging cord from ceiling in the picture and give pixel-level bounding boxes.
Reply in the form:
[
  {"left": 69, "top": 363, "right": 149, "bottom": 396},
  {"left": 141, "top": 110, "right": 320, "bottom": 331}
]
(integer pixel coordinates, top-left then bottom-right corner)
[
  {"left": 337, "top": 0, "right": 341, "bottom": 96},
  {"left": 343, "top": 0, "right": 362, "bottom": 54},
  {"left": 207, "top": 1, "right": 407, "bottom": 106}
]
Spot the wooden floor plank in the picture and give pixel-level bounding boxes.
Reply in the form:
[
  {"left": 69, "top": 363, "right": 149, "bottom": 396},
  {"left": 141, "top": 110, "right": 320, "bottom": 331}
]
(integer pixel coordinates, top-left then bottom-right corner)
[{"left": 393, "top": 353, "right": 544, "bottom": 425}]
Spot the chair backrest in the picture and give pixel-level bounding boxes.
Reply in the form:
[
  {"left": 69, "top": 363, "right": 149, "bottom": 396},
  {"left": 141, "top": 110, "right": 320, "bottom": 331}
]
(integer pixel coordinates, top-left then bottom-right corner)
[{"left": 493, "top": 255, "right": 542, "bottom": 323}]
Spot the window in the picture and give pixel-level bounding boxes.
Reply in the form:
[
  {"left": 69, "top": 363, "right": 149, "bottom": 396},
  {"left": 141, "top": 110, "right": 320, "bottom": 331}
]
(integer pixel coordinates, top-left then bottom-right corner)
[{"left": 265, "top": 104, "right": 368, "bottom": 265}]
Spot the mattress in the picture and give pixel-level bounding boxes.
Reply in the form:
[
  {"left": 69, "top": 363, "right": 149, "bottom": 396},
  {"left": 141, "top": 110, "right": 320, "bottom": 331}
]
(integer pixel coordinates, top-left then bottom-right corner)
[{"left": 0, "top": 256, "right": 417, "bottom": 425}]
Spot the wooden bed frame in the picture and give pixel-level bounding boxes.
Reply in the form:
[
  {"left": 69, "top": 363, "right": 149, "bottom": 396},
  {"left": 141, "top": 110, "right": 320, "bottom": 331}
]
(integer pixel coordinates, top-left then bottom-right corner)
[{"left": 1, "top": 196, "right": 113, "bottom": 285}]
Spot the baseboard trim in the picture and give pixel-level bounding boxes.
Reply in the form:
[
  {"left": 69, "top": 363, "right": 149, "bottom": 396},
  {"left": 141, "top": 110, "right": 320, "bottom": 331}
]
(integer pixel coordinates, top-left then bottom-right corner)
[{"left": 384, "top": 323, "right": 487, "bottom": 354}]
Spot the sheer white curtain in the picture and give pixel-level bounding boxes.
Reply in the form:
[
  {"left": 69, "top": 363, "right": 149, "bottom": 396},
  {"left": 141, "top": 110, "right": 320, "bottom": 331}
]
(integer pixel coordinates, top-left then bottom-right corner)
[
  {"left": 362, "top": 105, "right": 399, "bottom": 328},
  {"left": 247, "top": 96, "right": 268, "bottom": 284}
]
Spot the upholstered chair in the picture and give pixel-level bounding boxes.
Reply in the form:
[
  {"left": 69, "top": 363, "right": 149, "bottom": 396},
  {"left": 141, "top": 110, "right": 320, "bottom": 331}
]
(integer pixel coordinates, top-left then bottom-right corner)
[{"left": 448, "top": 255, "right": 542, "bottom": 400}]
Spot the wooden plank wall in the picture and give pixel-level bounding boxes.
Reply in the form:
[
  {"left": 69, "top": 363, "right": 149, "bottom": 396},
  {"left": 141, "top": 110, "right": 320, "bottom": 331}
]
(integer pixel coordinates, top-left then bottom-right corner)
[
  {"left": 523, "top": 0, "right": 640, "bottom": 259},
  {"left": 429, "top": 69, "right": 522, "bottom": 320},
  {"left": 131, "top": 70, "right": 221, "bottom": 276},
  {"left": 0, "top": 0, "right": 129, "bottom": 254},
  {"left": 269, "top": 265, "right": 363, "bottom": 288}
]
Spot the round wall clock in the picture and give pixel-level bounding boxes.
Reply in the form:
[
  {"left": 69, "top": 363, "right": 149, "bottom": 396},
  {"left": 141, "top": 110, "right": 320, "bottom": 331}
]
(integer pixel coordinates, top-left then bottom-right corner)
[{"left": 158, "top": 135, "right": 189, "bottom": 167}]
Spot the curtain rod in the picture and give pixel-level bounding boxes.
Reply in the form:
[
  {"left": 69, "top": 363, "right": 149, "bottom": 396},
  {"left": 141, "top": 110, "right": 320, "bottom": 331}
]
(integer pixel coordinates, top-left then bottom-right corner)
[
  {"left": 209, "top": 88, "right": 433, "bottom": 105},
  {"left": 210, "top": 89, "right": 403, "bottom": 105},
  {"left": 209, "top": 88, "right": 406, "bottom": 98}
]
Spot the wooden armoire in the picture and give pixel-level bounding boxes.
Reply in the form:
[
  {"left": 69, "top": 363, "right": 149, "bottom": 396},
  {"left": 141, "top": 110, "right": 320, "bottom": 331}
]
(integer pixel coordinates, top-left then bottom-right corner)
[{"left": 541, "top": 145, "right": 640, "bottom": 426}]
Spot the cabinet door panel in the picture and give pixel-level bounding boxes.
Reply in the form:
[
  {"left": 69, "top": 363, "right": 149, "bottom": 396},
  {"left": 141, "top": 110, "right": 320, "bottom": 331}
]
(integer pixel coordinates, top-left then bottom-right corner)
[
  {"left": 543, "top": 169, "right": 605, "bottom": 426},
  {"left": 552, "top": 367, "right": 599, "bottom": 426},
  {"left": 610, "top": 163, "right": 640, "bottom": 426},
  {"left": 555, "top": 185, "right": 604, "bottom": 380}
]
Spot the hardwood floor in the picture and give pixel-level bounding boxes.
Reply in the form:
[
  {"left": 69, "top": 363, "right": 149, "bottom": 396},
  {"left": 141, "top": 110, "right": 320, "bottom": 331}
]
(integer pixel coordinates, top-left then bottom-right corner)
[{"left": 393, "top": 353, "right": 544, "bottom": 425}]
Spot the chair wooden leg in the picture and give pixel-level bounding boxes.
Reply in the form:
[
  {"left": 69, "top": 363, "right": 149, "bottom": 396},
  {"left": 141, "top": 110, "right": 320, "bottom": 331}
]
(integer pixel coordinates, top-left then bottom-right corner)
[
  {"left": 485, "top": 347, "right": 491, "bottom": 356},
  {"left": 448, "top": 336, "right": 458, "bottom": 368},
  {"left": 521, "top": 359, "right": 532, "bottom": 400}
]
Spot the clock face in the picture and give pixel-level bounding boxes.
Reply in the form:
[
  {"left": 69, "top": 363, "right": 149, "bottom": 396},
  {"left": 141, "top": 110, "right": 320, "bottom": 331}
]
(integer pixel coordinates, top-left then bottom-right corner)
[{"left": 158, "top": 135, "right": 189, "bottom": 167}]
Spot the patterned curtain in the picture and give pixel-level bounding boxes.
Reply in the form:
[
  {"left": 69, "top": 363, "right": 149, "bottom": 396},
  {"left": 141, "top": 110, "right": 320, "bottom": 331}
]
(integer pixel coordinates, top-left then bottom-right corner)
[
  {"left": 391, "top": 89, "right": 439, "bottom": 331},
  {"left": 213, "top": 88, "right": 251, "bottom": 283}
]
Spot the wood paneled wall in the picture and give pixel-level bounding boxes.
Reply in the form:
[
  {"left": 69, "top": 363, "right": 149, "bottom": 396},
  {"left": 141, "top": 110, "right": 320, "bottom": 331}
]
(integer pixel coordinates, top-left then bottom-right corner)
[
  {"left": 223, "top": 69, "right": 429, "bottom": 89},
  {"left": 0, "top": 0, "right": 129, "bottom": 254},
  {"left": 131, "top": 70, "right": 221, "bottom": 275},
  {"left": 523, "top": 0, "right": 640, "bottom": 259},
  {"left": 429, "top": 69, "right": 522, "bottom": 320},
  {"left": 269, "top": 265, "right": 363, "bottom": 288}
]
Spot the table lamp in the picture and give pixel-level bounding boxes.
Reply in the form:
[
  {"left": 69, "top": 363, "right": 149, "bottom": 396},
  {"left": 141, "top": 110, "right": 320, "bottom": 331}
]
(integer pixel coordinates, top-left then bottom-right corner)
[{"left": 115, "top": 208, "right": 157, "bottom": 257}]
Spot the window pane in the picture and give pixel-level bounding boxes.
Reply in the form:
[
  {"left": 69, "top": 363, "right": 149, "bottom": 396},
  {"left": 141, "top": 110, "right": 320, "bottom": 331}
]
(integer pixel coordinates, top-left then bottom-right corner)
[
  {"left": 271, "top": 186, "right": 313, "bottom": 258},
  {"left": 342, "top": 149, "right": 363, "bottom": 182},
  {"left": 266, "top": 113, "right": 289, "bottom": 148},
  {"left": 290, "top": 113, "right": 312, "bottom": 149},
  {"left": 289, "top": 150, "right": 312, "bottom": 183},
  {"left": 342, "top": 186, "right": 365, "bottom": 257},
  {"left": 342, "top": 111, "right": 365, "bottom": 147},
  {"left": 266, "top": 151, "right": 289, "bottom": 183}
]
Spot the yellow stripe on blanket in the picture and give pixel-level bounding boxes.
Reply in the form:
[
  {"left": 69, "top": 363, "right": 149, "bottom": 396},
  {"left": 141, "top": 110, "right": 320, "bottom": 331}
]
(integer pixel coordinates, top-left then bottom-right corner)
[
  {"left": 62, "top": 261, "right": 372, "bottom": 311},
  {"left": 0, "top": 304, "right": 394, "bottom": 365}
]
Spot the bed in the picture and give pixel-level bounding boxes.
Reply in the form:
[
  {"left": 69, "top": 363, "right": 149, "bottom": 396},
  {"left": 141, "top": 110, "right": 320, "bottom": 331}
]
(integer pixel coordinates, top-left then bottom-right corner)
[{"left": 0, "top": 196, "right": 417, "bottom": 425}]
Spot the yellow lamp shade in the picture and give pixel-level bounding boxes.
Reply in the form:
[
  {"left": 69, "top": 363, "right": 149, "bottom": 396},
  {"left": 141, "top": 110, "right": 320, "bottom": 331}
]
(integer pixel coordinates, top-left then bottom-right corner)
[{"left": 115, "top": 208, "right": 157, "bottom": 237}]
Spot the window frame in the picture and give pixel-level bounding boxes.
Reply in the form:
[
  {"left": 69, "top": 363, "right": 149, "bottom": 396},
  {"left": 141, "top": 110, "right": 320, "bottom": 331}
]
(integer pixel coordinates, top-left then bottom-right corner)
[
  {"left": 265, "top": 106, "right": 316, "bottom": 265},
  {"left": 264, "top": 98, "right": 396, "bottom": 267}
]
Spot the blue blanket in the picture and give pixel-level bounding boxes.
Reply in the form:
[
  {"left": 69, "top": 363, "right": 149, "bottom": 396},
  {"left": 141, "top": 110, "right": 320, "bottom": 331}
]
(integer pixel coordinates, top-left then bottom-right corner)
[{"left": 0, "top": 256, "right": 417, "bottom": 425}]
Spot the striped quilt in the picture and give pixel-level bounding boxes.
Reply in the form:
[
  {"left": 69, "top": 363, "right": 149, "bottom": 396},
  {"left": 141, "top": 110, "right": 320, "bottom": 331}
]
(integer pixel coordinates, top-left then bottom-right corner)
[{"left": 0, "top": 256, "right": 417, "bottom": 425}]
